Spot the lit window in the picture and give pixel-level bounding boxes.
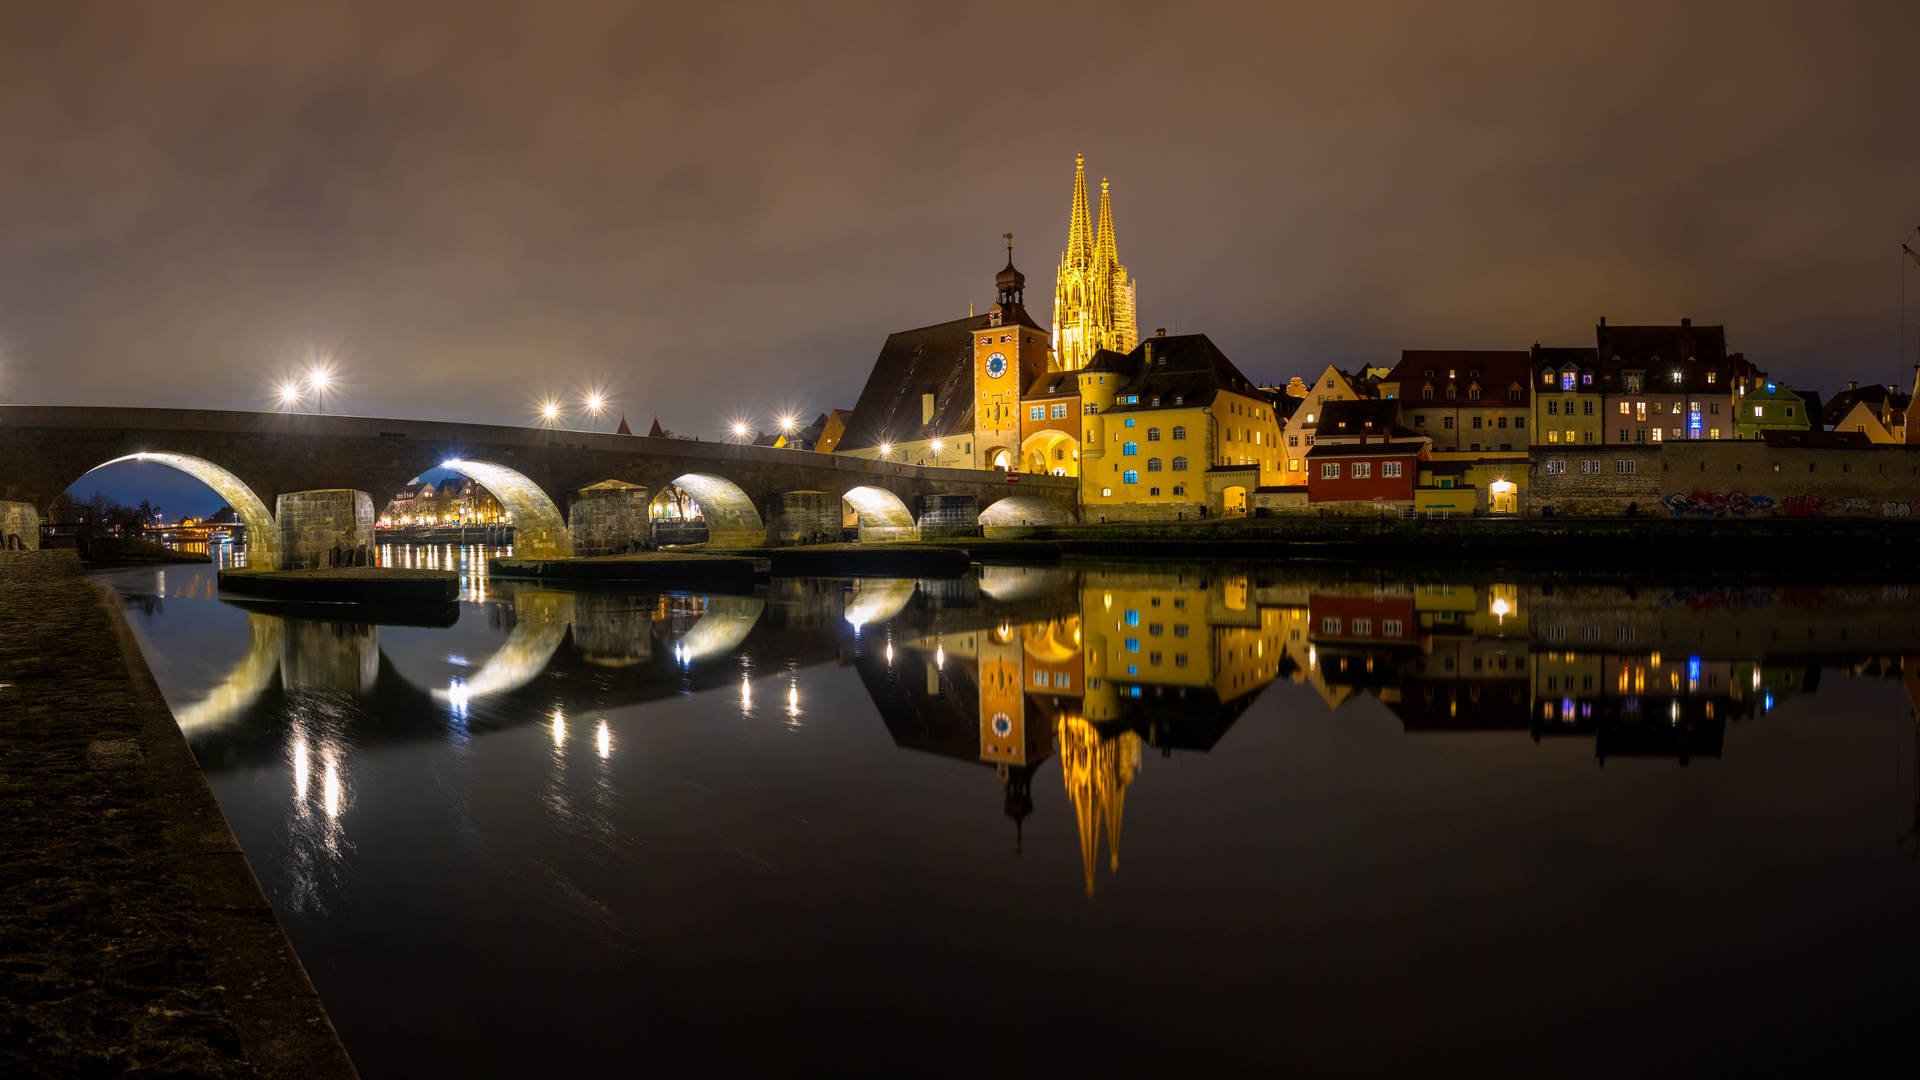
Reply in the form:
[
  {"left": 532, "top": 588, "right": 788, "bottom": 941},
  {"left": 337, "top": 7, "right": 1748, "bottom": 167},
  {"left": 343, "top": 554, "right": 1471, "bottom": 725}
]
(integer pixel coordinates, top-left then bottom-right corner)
[
  {"left": 1123, "top": 442, "right": 1138, "bottom": 455},
  {"left": 1051, "top": 403, "right": 1068, "bottom": 418},
  {"left": 1125, "top": 638, "right": 1140, "bottom": 651},
  {"left": 1029, "top": 406, "right": 1044, "bottom": 420},
  {"left": 1125, "top": 610, "right": 1140, "bottom": 626},
  {"left": 1102, "top": 487, "right": 1112, "bottom": 496},
  {"left": 1125, "top": 417, "right": 1135, "bottom": 427},
  {"left": 1754, "top": 406, "right": 1764, "bottom": 417},
  {"left": 1123, "top": 470, "right": 1138, "bottom": 483}
]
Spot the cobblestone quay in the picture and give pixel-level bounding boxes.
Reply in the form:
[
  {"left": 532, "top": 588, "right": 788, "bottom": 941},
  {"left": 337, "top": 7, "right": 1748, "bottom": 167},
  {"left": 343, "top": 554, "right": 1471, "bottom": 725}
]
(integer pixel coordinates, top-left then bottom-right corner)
[{"left": 0, "top": 551, "right": 356, "bottom": 1078}]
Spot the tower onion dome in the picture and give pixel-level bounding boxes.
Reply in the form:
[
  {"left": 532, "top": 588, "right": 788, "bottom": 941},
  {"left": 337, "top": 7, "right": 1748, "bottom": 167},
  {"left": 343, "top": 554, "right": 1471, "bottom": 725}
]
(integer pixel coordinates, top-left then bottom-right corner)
[{"left": 996, "top": 234, "right": 1025, "bottom": 306}]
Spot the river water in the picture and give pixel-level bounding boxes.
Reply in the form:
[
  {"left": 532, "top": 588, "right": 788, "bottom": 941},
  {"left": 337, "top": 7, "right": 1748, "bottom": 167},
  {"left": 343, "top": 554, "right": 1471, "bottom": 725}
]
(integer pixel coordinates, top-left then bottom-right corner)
[{"left": 96, "top": 551, "right": 1920, "bottom": 1075}]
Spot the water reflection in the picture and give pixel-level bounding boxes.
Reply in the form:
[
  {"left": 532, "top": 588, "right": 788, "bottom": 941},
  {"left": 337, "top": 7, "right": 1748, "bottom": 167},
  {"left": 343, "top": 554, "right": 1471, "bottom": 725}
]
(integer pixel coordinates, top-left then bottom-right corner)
[{"left": 158, "top": 567, "right": 1920, "bottom": 899}]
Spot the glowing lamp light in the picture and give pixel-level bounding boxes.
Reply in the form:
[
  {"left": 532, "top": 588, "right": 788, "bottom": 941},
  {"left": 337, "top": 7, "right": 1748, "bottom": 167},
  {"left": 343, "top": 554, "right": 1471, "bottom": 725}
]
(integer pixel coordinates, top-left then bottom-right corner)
[
  {"left": 930, "top": 439, "right": 944, "bottom": 454},
  {"left": 277, "top": 383, "right": 302, "bottom": 406},
  {"left": 1491, "top": 598, "right": 1511, "bottom": 617},
  {"left": 779, "top": 414, "right": 797, "bottom": 433},
  {"left": 878, "top": 442, "right": 892, "bottom": 457},
  {"left": 540, "top": 401, "right": 561, "bottom": 422}
]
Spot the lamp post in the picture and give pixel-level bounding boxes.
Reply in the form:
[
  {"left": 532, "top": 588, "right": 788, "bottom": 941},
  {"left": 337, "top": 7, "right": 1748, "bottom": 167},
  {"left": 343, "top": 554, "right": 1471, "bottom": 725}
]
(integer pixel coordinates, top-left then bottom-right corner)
[{"left": 584, "top": 394, "right": 606, "bottom": 432}]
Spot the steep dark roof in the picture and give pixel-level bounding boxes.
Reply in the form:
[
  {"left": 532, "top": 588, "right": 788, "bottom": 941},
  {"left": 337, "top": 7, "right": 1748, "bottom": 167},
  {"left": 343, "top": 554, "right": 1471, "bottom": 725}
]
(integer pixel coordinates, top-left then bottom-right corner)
[
  {"left": 1821, "top": 383, "right": 1899, "bottom": 428},
  {"left": 1104, "top": 334, "right": 1268, "bottom": 414},
  {"left": 1023, "top": 370, "right": 1080, "bottom": 400},
  {"left": 1388, "top": 350, "right": 1533, "bottom": 403},
  {"left": 1309, "top": 399, "right": 1401, "bottom": 437},
  {"left": 1596, "top": 320, "right": 1727, "bottom": 366},
  {"left": 838, "top": 315, "right": 981, "bottom": 452}
]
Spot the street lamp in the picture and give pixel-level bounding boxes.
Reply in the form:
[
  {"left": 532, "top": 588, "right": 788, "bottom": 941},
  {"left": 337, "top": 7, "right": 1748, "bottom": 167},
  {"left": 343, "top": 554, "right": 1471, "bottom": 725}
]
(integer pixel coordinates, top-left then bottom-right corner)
[
  {"left": 929, "top": 439, "right": 943, "bottom": 466},
  {"left": 539, "top": 400, "right": 562, "bottom": 426},
  {"left": 276, "top": 381, "right": 302, "bottom": 409},
  {"left": 779, "top": 414, "right": 798, "bottom": 434},
  {"left": 878, "top": 442, "right": 892, "bottom": 460},
  {"left": 584, "top": 393, "right": 606, "bottom": 432},
  {"left": 731, "top": 421, "right": 751, "bottom": 443}
]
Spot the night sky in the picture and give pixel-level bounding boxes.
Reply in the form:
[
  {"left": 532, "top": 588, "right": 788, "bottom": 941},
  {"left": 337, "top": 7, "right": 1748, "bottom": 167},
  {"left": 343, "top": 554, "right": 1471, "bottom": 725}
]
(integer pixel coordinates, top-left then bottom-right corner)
[{"left": 7, "top": 2, "right": 1920, "bottom": 510}]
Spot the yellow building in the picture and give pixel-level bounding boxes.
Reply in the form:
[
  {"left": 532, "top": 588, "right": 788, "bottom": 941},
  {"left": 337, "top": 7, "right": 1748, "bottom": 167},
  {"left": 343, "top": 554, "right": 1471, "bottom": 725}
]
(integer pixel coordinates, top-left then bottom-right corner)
[{"left": 1080, "top": 334, "right": 1283, "bottom": 520}]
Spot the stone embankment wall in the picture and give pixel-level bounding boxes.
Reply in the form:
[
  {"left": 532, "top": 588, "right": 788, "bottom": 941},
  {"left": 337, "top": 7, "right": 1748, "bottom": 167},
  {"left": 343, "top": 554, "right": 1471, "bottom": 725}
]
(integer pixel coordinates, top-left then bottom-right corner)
[
  {"left": 1530, "top": 441, "right": 1920, "bottom": 519},
  {"left": 0, "top": 499, "right": 38, "bottom": 548}
]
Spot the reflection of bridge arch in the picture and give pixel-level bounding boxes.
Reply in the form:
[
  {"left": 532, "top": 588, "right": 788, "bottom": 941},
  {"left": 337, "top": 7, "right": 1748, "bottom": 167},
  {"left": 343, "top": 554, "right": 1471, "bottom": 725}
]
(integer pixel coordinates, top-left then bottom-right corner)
[
  {"left": 667, "top": 473, "right": 764, "bottom": 548},
  {"left": 842, "top": 486, "right": 918, "bottom": 542},
  {"left": 431, "top": 590, "right": 574, "bottom": 705},
  {"left": 980, "top": 494, "right": 1075, "bottom": 528},
  {"left": 97, "top": 452, "right": 283, "bottom": 568},
  {"left": 439, "top": 459, "right": 570, "bottom": 557}
]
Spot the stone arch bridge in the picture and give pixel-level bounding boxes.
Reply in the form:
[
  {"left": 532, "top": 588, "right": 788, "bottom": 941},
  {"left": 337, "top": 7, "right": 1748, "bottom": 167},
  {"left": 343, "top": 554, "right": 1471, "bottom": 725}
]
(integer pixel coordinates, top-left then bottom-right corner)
[{"left": 0, "top": 406, "right": 1077, "bottom": 569}]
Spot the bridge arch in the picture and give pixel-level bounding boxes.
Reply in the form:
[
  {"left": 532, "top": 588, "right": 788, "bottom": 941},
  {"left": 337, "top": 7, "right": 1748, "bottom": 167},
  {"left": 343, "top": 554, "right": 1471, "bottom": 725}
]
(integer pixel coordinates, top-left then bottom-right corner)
[
  {"left": 439, "top": 459, "right": 570, "bottom": 558},
  {"left": 667, "top": 473, "right": 764, "bottom": 548},
  {"left": 97, "top": 452, "right": 282, "bottom": 568},
  {"left": 841, "top": 486, "right": 918, "bottom": 542},
  {"left": 980, "top": 494, "right": 1074, "bottom": 529}
]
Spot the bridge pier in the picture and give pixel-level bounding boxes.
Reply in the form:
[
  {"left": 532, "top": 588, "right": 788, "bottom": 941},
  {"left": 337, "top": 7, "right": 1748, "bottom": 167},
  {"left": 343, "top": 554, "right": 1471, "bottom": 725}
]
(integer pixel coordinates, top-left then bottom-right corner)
[
  {"left": 765, "top": 491, "right": 841, "bottom": 547},
  {"left": 0, "top": 501, "right": 39, "bottom": 550},
  {"left": 568, "top": 481, "right": 650, "bottom": 557},
  {"left": 918, "top": 493, "right": 981, "bottom": 539},
  {"left": 275, "top": 490, "right": 375, "bottom": 570}
]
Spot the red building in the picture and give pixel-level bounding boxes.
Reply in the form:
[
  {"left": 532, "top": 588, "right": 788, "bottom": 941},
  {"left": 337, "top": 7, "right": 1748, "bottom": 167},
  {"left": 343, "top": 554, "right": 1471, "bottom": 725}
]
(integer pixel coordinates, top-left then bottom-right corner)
[{"left": 1305, "top": 436, "right": 1427, "bottom": 503}]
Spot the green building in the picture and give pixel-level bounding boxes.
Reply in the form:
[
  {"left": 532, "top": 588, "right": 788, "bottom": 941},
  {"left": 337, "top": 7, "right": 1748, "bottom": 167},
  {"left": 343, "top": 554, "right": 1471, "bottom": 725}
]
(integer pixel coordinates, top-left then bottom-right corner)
[{"left": 1733, "top": 376, "right": 1810, "bottom": 440}]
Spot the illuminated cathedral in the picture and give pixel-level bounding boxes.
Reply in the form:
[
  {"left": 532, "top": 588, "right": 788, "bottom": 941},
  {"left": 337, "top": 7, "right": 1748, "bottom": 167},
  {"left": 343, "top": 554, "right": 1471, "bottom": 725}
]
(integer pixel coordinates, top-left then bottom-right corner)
[{"left": 1052, "top": 155, "right": 1138, "bottom": 370}]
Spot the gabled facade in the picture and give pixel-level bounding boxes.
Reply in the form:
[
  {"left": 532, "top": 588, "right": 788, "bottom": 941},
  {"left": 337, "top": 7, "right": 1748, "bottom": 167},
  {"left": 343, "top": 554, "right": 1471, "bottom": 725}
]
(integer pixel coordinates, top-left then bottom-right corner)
[
  {"left": 1280, "top": 365, "right": 1370, "bottom": 485},
  {"left": 1732, "top": 378, "right": 1811, "bottom": 440},
  {"left": 1528, "top": 345, "right": 1603, "bottom": 447},
  {"left": 1594, "top": 319, "right": 1752, "bottom": 444},
  {"left": 1380, "top": 350, "right": 1532, "bottom": 454}
]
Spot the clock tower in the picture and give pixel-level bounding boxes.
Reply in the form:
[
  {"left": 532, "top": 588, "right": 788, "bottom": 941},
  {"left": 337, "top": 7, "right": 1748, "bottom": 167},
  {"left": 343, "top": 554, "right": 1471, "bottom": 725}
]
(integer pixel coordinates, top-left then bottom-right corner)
[{"left": 972, "top": 235, "right": 1050, "bottom": 470}]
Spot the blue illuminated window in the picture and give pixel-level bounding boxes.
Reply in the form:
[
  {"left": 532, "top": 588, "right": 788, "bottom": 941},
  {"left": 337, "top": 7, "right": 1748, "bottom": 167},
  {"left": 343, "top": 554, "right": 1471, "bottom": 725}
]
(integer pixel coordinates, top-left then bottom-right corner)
[
  {"left": 1125, "top": 610, "right": 1140, "bottom": 626},
  {"left": 1125, "top": 638, "right": 1140, "bottom": 652},
  {"left": 1123, "top": 442, "right": 1138, "bottom": 455},
  {"left": 1125, "top": 417, "right": 1136, "bottom": 427},
  {"left": 1123, "top": 469, "right": 1139, "bottom": 483}
]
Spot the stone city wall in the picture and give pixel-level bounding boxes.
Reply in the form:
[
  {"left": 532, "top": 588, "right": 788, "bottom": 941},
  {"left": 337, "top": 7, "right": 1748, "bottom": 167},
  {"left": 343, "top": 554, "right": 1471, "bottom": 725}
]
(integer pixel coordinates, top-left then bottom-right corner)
[{"left": 1530, "top": 441, "right": 1920, "bottom": 519}]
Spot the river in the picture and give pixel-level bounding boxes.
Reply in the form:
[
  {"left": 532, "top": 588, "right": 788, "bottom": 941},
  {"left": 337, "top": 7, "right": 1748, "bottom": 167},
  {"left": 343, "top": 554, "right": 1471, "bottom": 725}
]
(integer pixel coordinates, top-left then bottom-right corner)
[{"left": 95, "top": 551, "right": 1920, "bottom": 1075}]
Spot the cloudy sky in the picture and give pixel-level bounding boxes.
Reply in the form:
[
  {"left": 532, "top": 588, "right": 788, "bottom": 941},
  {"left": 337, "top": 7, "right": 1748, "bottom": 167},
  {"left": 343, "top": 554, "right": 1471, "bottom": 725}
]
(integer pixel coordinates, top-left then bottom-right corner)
[{"left": 5, "top": 0, "right": 1919, "bottom": 444}]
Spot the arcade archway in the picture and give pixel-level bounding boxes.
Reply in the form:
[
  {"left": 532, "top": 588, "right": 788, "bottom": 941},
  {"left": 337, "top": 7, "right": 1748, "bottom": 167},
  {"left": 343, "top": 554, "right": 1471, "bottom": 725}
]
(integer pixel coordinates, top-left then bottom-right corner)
[
  {"left": 665, "top": 473, "right": 764, "bottom": 548},
  {"left": 1021, "top": 432, "right": 1079, "bottom": 477},
  {"left": 93, "top": 452, "right": 282, "bottom": 568},
  {"left": 438, "top": 459, "right": 570, "bottom": 558},
  {"left": 842, "top": 486, "right": 918, "bottom": 542},
  {"left": 980, "top": 494, "right": 1074, "bottom": 528}
]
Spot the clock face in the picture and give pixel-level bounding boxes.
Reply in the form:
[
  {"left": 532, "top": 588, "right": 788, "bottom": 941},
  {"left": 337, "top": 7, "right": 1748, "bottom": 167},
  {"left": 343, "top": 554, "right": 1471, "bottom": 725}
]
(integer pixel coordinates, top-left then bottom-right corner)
[{"left": 985, "top": 352, "right": 1007, "bottom": 379}]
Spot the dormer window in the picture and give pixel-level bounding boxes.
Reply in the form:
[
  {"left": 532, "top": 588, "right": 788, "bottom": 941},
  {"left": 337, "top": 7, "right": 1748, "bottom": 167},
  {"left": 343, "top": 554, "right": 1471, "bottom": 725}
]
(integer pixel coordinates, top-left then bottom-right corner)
[
  {"left": 1425, "top": 369, "right": 1436, "bottom": 378},
  {"left": 1468, "top": 386, "right": 1481, "bottom": 401},
  {"left": 1173, "top": 394, "right": 1184, "bottom": 405},
  {"left": 1706, "top": 372, "right": 1716, "bottom": 384},
  {"left": 1624, "top": 372, "right": 1643, "bottom": 393},
  {"left": 1445, "top": 385, "right": 1457, "bottom": 400},
  {"left": 1469, "top": 369, "right": 1480, "bottom": 379},
  {"left": 1542, "top": 371, "right": 1554, "bottom": 385},
  {"left": 1422, "top": 386, "right": 1434, "bottom": 400}
]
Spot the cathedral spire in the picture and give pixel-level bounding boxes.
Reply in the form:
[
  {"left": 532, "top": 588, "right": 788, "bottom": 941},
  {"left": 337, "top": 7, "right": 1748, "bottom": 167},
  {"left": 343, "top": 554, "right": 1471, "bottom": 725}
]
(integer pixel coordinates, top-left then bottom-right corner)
[
  {"left": 1095, "top": 177, "right": 1118, "bottom": 277},
  {"left": 1065, "top": 155, "right": 1093, "bottom": 270}
]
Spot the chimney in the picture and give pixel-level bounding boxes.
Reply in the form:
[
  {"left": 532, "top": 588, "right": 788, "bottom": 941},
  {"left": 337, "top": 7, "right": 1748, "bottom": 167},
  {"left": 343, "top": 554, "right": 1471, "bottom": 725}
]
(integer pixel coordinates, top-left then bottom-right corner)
[
  {"left": 922, "top": 393, "right": 935, "bottom": 425},
  {"left": 1155, "top": 328, "right": 1166, "bottom": 338},
  {"left": 1849, "top": 381, "right": 1858, "bottom": 391},
  {"left": 1598, "top": 316, "right": 1606, "bottom": 328},
  {"left": 1681, "top": 318, "right": 1691, "bottom": 327}
]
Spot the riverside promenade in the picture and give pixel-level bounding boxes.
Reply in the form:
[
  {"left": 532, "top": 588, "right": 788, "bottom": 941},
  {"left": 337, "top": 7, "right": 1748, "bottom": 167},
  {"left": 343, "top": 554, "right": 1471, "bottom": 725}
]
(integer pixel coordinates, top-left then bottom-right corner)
[{"left": 0, "top": 551, "right": 355, "bottom": 1078}]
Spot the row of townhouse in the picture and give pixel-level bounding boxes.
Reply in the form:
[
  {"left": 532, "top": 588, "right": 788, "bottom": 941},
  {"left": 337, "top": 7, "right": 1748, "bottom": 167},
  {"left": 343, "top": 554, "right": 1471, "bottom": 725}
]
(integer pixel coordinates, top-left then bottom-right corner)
[{"left": 1273, "top": 319, "right": 1863, "bottom": 490}]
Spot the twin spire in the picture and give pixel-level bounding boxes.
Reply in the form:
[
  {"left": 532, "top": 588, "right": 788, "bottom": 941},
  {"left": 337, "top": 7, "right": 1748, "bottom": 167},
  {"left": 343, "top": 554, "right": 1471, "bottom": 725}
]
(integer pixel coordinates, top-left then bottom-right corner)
[{"left": 1053, "top": 155, "right": 1138, "bottom": 370}]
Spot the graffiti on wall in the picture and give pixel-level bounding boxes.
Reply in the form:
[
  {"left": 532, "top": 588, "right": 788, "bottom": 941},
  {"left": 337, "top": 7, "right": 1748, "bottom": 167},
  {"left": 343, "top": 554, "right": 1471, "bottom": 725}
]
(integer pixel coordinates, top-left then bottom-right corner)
[
  {"left": 1660, "top": 491, "right": 1920, "bottom": 519},
  {"left": 1661, "top": 491, "right": 1777, "bottom": 517}
]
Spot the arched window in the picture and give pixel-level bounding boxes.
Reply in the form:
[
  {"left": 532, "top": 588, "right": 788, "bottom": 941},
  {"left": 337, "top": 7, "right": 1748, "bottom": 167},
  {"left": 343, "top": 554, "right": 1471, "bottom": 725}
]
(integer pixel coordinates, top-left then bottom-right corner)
[
  {"left": 1146, "top": 427, "right": 1161, "bottom": 441},
  {"left": 1147, "top": 457, "right": 1163, "bottom": 471},
  {"left": 1171, "top": 425, "right": 1187, "bottom": 439},
  {"left": 1123, "top": 470, "right": 1139, "bottom": 484},
  {"left": 1172, "top": 456, "right": 1188, "bottom": 471},
  {"left": 1123, "top": 441, "right": 1138, "bottom": 455}
]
